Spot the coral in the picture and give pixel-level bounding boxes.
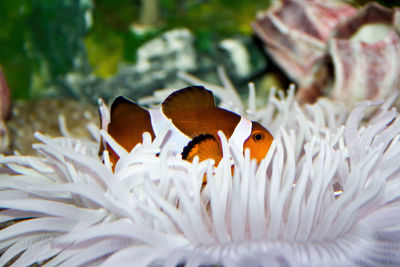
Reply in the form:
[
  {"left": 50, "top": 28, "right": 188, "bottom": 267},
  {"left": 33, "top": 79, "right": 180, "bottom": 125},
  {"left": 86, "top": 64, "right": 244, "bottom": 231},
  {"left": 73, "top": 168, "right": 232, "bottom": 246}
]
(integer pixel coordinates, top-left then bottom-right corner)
[
  {"left": 328, "top": 3, "right": 400, "bottom": 105},
  {"left": 253, "top": 0, "right": 357, "bottom": 95},
  {"left": 253, "top": 1, "right": 400, "bottom": 105}
]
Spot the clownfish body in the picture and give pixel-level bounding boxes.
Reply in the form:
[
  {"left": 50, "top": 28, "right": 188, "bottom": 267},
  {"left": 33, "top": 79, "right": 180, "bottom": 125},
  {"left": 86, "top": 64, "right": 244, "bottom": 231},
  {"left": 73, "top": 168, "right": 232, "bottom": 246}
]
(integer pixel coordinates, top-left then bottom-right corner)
[{"left": 102, "top": 86, "right": 273, "bottom": 170}]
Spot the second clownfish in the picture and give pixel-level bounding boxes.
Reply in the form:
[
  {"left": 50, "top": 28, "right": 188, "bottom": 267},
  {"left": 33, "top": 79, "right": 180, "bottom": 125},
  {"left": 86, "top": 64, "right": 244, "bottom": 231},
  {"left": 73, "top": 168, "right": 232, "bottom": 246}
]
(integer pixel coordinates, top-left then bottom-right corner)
[{"left": 102, "top": 86, "right": 273, "bottom": 170}]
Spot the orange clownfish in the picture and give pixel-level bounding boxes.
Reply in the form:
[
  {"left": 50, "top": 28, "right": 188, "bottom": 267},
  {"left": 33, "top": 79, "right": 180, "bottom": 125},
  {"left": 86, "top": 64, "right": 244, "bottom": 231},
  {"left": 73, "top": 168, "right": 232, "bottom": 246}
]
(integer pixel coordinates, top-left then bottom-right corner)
[{"left": 102, "top": 86, "right": 273, "bottom": 170}]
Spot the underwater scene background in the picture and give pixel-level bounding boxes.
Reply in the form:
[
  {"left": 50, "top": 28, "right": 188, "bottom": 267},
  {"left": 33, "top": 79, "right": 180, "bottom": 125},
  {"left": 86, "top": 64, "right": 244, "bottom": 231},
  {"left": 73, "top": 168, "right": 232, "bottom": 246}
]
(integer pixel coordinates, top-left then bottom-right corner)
[
  {"left": 0, "top": 0, "right": 398, "bottom": 155},
  {"left": 1, "top": 0, "right": 276, "bottom": 155}
]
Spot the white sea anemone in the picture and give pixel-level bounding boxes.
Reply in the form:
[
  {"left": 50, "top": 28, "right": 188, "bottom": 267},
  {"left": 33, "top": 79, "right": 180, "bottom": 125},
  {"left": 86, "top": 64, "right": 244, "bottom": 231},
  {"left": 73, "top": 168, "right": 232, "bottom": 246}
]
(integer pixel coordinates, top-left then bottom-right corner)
[{"left": 0, "top": 76, "right": 400, "bottom": 266}]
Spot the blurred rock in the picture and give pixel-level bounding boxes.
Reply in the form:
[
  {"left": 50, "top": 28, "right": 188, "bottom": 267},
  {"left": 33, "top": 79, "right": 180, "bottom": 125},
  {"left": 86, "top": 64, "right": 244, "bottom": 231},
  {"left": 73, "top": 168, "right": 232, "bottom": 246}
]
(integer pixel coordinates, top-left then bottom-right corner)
[
  {"left": 218, "top": 37, "right": 267, "bottom": 82},
  {"left": 58, "top": 28, "right": 269, "bottom": 104},
  {"left": 8, "top": 98, "right": 98, "bottom": 155},
  {"left": 59, "top": 28, "right": 196, "bottom": 103},
  {"left": 105, "top": 28, "right": 198, "bottom": 100}
]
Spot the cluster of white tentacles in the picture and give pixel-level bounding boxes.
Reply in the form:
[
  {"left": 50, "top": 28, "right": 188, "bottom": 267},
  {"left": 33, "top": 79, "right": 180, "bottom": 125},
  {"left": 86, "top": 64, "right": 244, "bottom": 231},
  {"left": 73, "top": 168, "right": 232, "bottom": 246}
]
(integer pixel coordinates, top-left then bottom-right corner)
[{"left": 0, "top": 76, "right": 399, "bottom": 266}]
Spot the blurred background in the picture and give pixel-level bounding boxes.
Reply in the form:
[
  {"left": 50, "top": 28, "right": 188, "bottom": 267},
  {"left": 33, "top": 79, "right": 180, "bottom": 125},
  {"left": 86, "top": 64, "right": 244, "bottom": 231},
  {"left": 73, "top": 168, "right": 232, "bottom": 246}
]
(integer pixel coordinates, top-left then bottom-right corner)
[
  {"left": 1, "top": 0, "right": 275, "bottom": 102},
  {"left": 0, "top": 0, "right": 398, "bottom": 155}
]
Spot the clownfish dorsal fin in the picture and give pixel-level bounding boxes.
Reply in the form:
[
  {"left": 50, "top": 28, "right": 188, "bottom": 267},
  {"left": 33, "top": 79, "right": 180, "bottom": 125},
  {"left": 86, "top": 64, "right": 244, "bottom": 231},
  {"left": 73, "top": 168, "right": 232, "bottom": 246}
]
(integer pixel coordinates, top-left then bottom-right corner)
[
  {"left": 107, "top": 96, "right": 155, "bottom": 169},
  {"left": 182, "top": 134, "right": 222, "bottom": 164},
  {"left": 162, "top": 86, "right": 216, "bottom": 116},
  {"left": 162, "top": 86, "right": 241, "bottom": 140}
]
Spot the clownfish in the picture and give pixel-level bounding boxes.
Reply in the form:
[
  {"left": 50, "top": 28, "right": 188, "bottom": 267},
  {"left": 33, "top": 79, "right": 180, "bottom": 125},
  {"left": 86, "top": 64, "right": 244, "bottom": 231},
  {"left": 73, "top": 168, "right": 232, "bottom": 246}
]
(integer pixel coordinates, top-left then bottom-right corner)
[{"left": 102, "top": 86, "right": 273, "bottom": 170}]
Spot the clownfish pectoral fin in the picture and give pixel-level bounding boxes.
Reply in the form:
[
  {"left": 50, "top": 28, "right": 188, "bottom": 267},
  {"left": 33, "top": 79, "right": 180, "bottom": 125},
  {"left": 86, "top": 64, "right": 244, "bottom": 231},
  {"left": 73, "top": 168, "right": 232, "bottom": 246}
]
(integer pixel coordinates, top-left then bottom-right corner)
[
  {"left": 182, "top": 134, "right": 222, "bottom": 165},
  {"left": 162, "top": 86, "right": 215, "bottom": 117},
  {"left": 107, "top": 96, "right": 155, "bottom": 169}
]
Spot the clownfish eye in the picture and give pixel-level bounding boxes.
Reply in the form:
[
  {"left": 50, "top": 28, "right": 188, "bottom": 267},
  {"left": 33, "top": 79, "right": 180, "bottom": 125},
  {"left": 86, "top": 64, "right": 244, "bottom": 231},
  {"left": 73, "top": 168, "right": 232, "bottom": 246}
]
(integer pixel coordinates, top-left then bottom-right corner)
[{"left": 252, "top": 132, "right": 265, "bottom": 142}]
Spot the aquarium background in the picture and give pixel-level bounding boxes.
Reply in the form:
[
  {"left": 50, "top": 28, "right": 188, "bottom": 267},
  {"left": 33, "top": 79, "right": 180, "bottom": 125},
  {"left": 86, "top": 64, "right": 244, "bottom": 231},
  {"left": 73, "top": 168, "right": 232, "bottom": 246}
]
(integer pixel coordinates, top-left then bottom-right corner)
[
  {"left": 1, "top": 0, "right": 276, "bottom": 101},
  {"left": 0, "top": 0, "right": 398, "bottom": 155},
  {"left": 1, "top": 0, "right": 396, "bottom": 100}
]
